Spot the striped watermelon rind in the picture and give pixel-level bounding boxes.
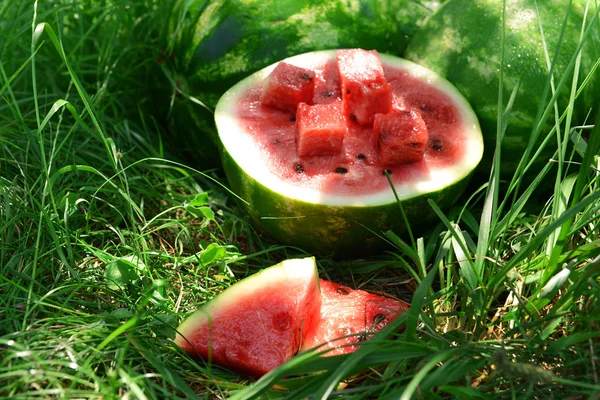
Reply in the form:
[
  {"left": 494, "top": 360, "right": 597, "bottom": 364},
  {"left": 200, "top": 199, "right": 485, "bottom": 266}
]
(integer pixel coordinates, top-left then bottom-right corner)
[
  {"left": 157, "top": 0, "right": 438, "bottom": 168},
  {"left": 215, "top": 50, "right": 484, "bottom": 256},
  {"left": 404, "top": 0, "right": 600, "bottom": 187}
]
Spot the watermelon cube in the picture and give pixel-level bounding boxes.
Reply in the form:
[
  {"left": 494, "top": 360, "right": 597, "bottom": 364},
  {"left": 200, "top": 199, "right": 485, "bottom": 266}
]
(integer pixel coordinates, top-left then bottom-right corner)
[
  {"left": 374, "top": 110, "right": 429, "bottom": 166},
  {"left": 295, "top": 102, "right": 346, "bottom": 157},
  {"left": 260, "top": 61, "right": 316, "bottom": 113},
  {"left": 337, "top": 49, "right": 392, "bottom": 127}
]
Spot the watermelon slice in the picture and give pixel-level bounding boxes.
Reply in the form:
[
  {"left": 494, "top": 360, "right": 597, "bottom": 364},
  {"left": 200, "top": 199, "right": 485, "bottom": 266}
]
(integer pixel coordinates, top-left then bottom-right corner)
[
  {"left": 301, "top": 279, "right": 410, "bottom": 356},
  {"left": 215, "top": 49, "right": 484, "bottom": 256},
  {"left": 175, "top": 258, "right": 410, "bottom": 377},
  {"left": 174, "top": 257, "right": 321, "bottom": 377}
]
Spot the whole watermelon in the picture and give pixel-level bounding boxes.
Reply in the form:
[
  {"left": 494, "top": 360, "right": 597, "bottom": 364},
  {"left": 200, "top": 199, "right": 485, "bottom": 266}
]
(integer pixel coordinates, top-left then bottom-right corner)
[
  {"left": 404, "top": 0, "right": 600, "bottom": 190},
  {"left": 155, "top": 0, "right": 439, "bottom": 168}
]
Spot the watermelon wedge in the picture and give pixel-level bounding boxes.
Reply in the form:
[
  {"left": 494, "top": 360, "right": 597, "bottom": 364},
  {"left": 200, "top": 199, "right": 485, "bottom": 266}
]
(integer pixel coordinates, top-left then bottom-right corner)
[
  {"left": 174, "top": 257, "right": 321, "bottom": 377},
  {"left": 175, "top": 257, "right": 410, "bottom": 377},
  {"left": 301, "top": 279, "right": 410, "bottom": 356},
  {"left": 215, "top": 49, "right": 484, "bottom": 256}
]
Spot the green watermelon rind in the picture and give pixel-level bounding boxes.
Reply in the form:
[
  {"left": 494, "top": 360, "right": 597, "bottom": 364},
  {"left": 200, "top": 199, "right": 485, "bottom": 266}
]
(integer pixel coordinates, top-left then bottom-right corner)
[
  {"left": 404, "top": 0, "right": 600, "bottom": 186},
  {"left": 215, "top": 50, "right": 484, "bottom": 256}
]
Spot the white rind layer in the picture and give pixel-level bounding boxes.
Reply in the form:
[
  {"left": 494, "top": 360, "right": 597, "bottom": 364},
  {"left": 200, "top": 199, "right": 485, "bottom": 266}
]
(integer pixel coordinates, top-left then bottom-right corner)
[{"left": 215, "top": 50, "right": 484, "bottom": 207}]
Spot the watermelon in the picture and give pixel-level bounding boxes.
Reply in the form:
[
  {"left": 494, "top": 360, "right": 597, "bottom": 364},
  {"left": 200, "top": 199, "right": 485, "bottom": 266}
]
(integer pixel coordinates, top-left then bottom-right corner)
[
  {"left": 301, "top": 279, "right": 410, "bottom": 356},
  {"left": 404, "top": 0, "right": 600, "bottom": 187},
  {"left": 296, "top": 102, "right": 346, "bottom": 157},
  {"left": 337, "top": 48, "right": 393, "bottom": 126},
  {"left": 175, "top": 257, "right": 410, "bottom": 376},
  {"left": 174, "top": 257, "right": 321, "bottom": 377},
  {"left": 155, "top": 0, "right": 438, "bottom": 168},
  {"left": 215, "top": 49, "right": 484, "bottom": 256}
]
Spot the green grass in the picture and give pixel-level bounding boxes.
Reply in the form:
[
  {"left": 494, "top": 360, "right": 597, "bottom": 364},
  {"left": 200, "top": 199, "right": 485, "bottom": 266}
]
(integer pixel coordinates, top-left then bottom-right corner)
[{"left": 1, "top": 0, "right": 599, "bottom": 399}]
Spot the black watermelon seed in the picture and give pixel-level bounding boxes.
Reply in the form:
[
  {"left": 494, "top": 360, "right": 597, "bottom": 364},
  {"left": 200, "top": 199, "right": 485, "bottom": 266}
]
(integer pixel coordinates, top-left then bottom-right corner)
[
  {"left": 411, "top": 142, "right": 420, "bottom": 147},
  {"left": 357, "top": 153, "right": 366, "bottom": 160},
  {"left": 349, "top": 114, "right": 357, "bottom": 121},
  {"left": 295, "top": 164, "right": 304, "bottom": 174},
  {"left": 324, "top": 90, "right": 334, "bottom": 97},
  {"left": 335, "top": 167, "right": 348, "bottom": 174},
  {"left": 431, "top": 140, "right": 444, "bottom": 151},
  {"left": 301, "top": 72, "right": 312, "bottom": 81},
  {"left": 357, "top": 334, "right": 367, "bottom": 342},
  {"left": 346, "top": 89, "right": 351, "bottom": 94},
  {"left": 337, "top": 287, "right": 350, "bottom": 295},
  {"left": 290, "top": 116, "right": 296, "bottom": 122},
  {"left": 373, "top": 314, "right": 386, "bottom": 324}
]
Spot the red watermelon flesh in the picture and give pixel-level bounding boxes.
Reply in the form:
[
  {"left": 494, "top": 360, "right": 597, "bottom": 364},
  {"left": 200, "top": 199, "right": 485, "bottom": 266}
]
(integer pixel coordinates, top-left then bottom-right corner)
[
  {"left": 260, "top": 61, "right": 316, "bottom": 114},
  {"left": 337, "top": 49, "right": 392, "bottom": 127},
  {"left": 296, "top": 102, "right": 346, "bottom": 157},
  {"left": 234, "top": 54, "right": 467, "bottom": 195},
  {"left": 301, "top": 279, "right": 410, "bottom": 356},
  {"left": 174, "top": 258, "right": 321, "bottom": 377},
  {"left": 374, "top": 110, "right": 429, "bottom": 166},
  {"left": 312, "top": 58, "right": 342, "bottom": 105}
]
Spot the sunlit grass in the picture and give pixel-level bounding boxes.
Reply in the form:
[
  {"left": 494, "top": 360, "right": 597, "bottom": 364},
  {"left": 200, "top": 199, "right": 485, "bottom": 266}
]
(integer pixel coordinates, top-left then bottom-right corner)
[{"left": 1, "top": 0, "right": 599, "bottom": 399}]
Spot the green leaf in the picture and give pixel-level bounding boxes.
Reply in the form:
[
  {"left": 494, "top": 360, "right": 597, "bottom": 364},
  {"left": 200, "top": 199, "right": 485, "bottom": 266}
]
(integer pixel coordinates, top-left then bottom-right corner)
[
  {"left": 186, "top": 193, "right": 215, "bottom": 220},
  {"left": 104, "top": 258, "right": 142, "bottom": 290},
  {"left": 200, "top": 243, "right": 227, "bottom": 266}
]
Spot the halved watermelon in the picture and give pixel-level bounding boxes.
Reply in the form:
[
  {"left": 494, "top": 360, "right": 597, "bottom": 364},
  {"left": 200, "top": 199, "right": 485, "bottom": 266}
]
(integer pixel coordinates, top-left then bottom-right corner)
[
  {"left": 174, "top": 257, "right": 321, "bottom": 377},
  {"left": 301, "top": 279, "right": 410, "bottom": 356},
  {"left": 215, "top": 49, "right": 484, "bottom": 256}
]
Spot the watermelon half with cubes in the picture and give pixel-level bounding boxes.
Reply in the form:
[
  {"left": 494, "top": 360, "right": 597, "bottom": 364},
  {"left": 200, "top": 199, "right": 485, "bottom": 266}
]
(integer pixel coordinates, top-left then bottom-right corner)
[
  {"left": 214, "top": 49, "right": 484, "bottom": 256},
  {"left": 174, "top": 257, "right": 410, "bottom": 377}
]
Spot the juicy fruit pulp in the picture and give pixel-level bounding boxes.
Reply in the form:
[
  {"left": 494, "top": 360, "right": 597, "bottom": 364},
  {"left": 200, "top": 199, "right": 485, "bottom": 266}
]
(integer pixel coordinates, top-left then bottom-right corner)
[
  {"left": 301, "top": 279, "right": 410, "bottom": 356},
  {"left": 175, "top": 257, "right": 410, "bottom": 377},
  {"left": 216, "top": 50, "right": 483, "bottom": 255},
  {"left": 174, "top": 257, "right": 321, "bottom": 377}
]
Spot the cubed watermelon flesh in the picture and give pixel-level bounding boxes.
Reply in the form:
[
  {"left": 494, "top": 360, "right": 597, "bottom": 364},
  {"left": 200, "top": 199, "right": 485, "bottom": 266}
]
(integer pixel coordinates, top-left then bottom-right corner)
[
  {"left": 296, "top": 102, "right": 346, "bottom": 157},
  {"left": 260, "top": 61, "right": 316, "bottom": 114},
  {"left": 337, "top": 49, "right": 392, "bottom": 127},
  {"left": 230, "top": 50, "right": 474, "bottom": 196},
  {"left": 174, "top": 257, "right": 409, "bottom": 377},
  {"left": 300, "top": 279, "right": 409, "bottom": 356},
  {"left": 374, "top": 110, "right": 429, "bottom": 166}
]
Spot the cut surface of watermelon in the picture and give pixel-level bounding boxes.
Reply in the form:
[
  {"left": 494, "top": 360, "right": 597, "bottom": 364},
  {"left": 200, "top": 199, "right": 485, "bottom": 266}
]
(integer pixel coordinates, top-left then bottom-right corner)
[
  {"left": 215, "top": 49, "right": 484, "bottom": 255},
  {"left": 174, "top": 257, "right": 321, "bottom": 377},
  {"left": 301, "top": 279, "right": 409, "bottom": 356}
]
